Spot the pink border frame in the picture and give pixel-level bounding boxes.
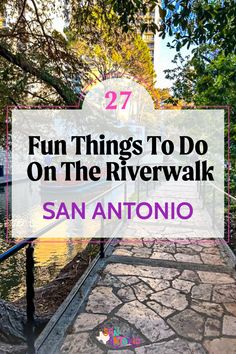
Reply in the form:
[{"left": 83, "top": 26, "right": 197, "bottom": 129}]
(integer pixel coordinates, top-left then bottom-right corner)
[{"left": 4, "top": 104, "right": 231, "bottom": 246}]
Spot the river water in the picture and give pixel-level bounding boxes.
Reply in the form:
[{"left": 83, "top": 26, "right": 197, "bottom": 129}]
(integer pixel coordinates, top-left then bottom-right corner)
[
  {"left": 0, "top": 180, "right": 133, "bottom": 302},
  {"left": 0, "top": 184, "right": 89, "bottom": 301}
]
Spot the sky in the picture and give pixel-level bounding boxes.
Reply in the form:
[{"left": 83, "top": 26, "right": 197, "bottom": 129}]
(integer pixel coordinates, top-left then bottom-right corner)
[{"left": 154, "top": 34, "right": 193, "bottom": 89}]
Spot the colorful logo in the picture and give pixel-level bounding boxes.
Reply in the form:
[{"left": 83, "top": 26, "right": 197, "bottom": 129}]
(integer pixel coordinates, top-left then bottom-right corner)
[{"left": 96, "top": 327, "right": 141, "bottom": 348}]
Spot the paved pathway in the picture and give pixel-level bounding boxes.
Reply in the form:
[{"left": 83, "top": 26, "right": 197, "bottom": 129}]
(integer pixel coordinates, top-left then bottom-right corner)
[
  {"left": 54, "top": 181, "right": 236, "bottom": 354},
  {"left": 59, "top": 236, "right": 236, "bottom": 354}
]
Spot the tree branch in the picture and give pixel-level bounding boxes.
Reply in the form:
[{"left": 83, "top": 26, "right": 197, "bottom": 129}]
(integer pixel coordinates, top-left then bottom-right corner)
[
  {"left": 0, "top": 43, "right": 78, "bottom": 105},
  {"left": 11, "top": 0, "right": 27, "bottom": 34},
  {"left": 24, "top": 89, "right": 52, "bottom": 103}
]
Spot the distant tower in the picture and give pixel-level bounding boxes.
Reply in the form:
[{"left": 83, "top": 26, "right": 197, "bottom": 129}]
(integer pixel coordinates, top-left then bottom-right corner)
[{"left": 141, "top": 6, "right": 159, "bottom": 77}]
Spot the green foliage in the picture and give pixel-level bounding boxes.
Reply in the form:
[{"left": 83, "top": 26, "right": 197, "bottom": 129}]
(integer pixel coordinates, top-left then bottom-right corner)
[
  {"left": 165, "top": 49, "right": 236, "bottom": 108},
  {"left": 71, "top": 6, "right": 155, "bottom": 85},
  {"left": 0, "top": 0, "right": 158, "bottom": 112},
  {"left": 160, "top": 0, "right": 236, "bottom": 55},
  {"left": 0, "top": 0, "right": 235, "bottom": 119},
  {"left": 165, "top": 48, "right": 236, "bottom": 195},
  {"left": 71, "top": 0, "right": 159, "bottom": 34}
]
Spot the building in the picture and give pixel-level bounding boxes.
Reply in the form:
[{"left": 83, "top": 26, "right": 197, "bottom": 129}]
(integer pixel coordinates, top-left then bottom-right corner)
[
  {"left": 141, "top": 6, "right": 159, "bottom": 77},
  {"left": 142, "top": 10, "right": 156, "bottom": 63}
]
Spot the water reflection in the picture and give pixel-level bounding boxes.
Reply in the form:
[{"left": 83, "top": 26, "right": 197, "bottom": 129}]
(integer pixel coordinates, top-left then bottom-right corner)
[
  {"left": 0, "top": 184, "right": 87, "bottom": 301},
  {"left": 0, "top": 180, "right": 134, "bottom": 301}
]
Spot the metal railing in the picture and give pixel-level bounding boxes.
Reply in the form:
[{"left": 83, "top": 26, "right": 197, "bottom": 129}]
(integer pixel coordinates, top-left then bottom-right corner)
[
  {"left": 197, "top": 179, "right": 236, "bottom": 244},
  {"left": 0, "top": 180, "right": 129, "bottom": 353},
  {"left": 3, "top": 175, "right": 230, "bottom": 353}
]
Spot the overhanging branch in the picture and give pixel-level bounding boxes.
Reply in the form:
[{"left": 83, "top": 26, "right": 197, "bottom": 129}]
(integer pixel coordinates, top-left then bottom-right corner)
[{"left": 0, "top": 43, "right": 78, "bottom": 105}]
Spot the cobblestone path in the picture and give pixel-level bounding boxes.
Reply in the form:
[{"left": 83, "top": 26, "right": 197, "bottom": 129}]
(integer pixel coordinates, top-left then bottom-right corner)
[{"left": 59, "top": 236, "right": 236, "bottom": 354}]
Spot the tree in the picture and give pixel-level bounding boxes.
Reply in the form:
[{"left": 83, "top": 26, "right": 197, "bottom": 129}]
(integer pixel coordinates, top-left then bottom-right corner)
[
  {"left": 159, "top": 0, "right": 236, "bottom": 55},
  {"left": 71, "top": 6, "right": 155, "bottom": 86},
  {"left": 0, "top": 0, "right": 235, "bottom": 109},
  {"left": 0, "top": 0, "right": 159, "bottom": 109},
  {"left": 0, "top": 0, "right": 86, "bottom": 105},
  {"left": 165, "top": 49, "right": 236, "bottom": 110},
  {"left": 165, "top": 48, "right": 236, "bottom": 192}
]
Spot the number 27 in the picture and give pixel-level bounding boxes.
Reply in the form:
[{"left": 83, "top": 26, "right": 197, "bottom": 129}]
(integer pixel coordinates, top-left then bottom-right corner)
[{"left": 105, "top": 91, "right": 132, "bottom": 110}]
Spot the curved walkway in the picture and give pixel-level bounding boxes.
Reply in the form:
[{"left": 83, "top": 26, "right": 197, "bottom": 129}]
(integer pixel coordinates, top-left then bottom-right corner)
[{"left": 57, "top": 237, "right": 236, "bottom": 354}]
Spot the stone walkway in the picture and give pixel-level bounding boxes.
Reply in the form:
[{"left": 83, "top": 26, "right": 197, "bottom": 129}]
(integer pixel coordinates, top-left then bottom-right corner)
[{"left": 59, "top": 237, "right": 236, "bottom": 354}]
